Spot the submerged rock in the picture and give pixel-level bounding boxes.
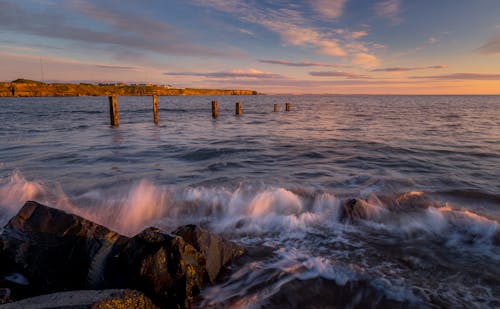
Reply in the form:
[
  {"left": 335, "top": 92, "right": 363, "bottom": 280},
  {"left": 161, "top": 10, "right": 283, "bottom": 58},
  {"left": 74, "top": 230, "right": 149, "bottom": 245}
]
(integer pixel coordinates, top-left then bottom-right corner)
[
  {"left": 0, "top": 289, "right": 158, "bottom": 309},
  {"left": 341, "top": 198, "right": 371, "bottom": 222},
  {"left": 341, "top": 192, "right": 440, "bottom": 223},
  {"left": 264, "top": 278, "right": 427, "bottom": 309},
  {"left": 0, "top": 201, "right": 244, "bottom": 308},
  {"left": 173, "top": 224, "right": 244, "bottom": 283}
]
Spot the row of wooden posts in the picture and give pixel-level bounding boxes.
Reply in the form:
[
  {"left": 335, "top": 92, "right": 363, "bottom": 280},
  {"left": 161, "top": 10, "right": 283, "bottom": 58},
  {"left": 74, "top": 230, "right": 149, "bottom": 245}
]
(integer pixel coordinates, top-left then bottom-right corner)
[{"left": 108, "top": 95, "right": 291, "bottom": 126}]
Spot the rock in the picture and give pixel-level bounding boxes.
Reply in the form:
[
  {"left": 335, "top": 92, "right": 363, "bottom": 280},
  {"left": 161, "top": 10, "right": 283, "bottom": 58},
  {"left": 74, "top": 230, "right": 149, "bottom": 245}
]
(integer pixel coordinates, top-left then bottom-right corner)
[
  {"left": 341, "top": 198, "right": 371, "bottom": 222},
  {"left": 173, "top": 225, "right": 244, "bottom": 283},
  {"left": 0, "top": 288, "right": 11, "bottom": 304},
  {"left": 0, "top": 289, "right": 158, "bottom": 309},
  {"left": 263, "top": 278, "right": 426, "bottom": 309},
  {"left": 105, "top": 227, "right": 206, "bottom": 308},
  {"left": 0, "top": 201, "right": 127, "bottom": 294},
  {"left": 1, "top": 202, "right": 245, "bottom": 308}
]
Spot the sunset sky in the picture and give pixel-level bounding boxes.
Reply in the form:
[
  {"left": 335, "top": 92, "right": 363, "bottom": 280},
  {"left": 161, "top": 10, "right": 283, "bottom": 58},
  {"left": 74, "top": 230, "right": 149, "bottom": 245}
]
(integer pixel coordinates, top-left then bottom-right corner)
[{"left": 1, "top": 0, "right": 499, "bottom": 94}]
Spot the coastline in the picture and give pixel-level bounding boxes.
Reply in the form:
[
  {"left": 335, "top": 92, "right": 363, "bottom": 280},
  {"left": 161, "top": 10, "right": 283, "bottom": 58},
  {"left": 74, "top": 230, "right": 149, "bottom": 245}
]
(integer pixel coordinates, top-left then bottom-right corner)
[{"left": 0, "top": 80, "right": 259, "bottom": 97}]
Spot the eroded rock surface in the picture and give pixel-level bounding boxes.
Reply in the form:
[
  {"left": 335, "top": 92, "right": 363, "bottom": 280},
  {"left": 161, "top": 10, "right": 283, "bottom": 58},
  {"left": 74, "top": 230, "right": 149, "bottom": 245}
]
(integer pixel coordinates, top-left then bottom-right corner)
[
  {"left": 173, "top": 224, "right": 244, "bottom": 283},
  {"left": 0, "top": 289, "right": 158, "bottom": 309},
  {"left": 0, "top": 201, "right": 244, "bottom": 308}
]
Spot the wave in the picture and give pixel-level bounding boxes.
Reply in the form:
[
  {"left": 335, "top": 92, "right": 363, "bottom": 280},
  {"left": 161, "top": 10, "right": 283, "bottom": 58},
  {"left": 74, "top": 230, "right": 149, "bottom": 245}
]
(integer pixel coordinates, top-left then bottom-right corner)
[
  {"left": 1, "top": 171, "right": 498, "bottom": 246},
  {"left": 1, "top": 170, "right": 499, "bottom": 307}
]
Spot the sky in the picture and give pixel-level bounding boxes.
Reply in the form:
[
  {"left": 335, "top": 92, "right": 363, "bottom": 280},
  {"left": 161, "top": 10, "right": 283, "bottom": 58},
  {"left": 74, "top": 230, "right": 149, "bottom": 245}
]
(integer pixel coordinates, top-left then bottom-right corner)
[{"left": 1, "top": 0, "right": 499, "bottom": 94}]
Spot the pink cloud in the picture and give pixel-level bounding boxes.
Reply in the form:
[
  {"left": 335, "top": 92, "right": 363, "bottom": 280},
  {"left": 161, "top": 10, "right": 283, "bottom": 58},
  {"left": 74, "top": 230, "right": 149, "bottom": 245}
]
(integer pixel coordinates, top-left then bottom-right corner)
[
  {"left": 309, "top": 0, "right": 347, "bottom": 19},
  {"left": 372, "top": 65, "right": 447, "bottom": 72},
  {"left": 165, "top": 69, "right": 283, "bottom": 79},
  {"left": 309, "top": 71, "right": 371, "bottom": 79},
  {"left": 259, "top": 59, "right": 352, "bottom": 68}
]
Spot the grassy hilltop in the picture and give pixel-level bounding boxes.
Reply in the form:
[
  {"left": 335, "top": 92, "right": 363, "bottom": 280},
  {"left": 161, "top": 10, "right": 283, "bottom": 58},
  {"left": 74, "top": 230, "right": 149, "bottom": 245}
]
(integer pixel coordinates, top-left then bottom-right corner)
[{"left": 0, "top": 79, "right": 258, "bottom": 97}]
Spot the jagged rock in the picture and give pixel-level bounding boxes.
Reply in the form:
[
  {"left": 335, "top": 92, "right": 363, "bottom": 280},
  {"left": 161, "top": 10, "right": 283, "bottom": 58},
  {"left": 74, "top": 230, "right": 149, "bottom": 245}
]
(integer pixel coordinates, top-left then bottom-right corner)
[
  {"left": 1, "top": 202, "right": 244, "bottom": 308},
  {"left": 105, "top": 227, "right": 206, "bottom": 308},
  {"left": 0, "top": 201, "right": 127, "bottom": 294},
  {"left": 173, "top": 224, "right": 244, "bottom": 283},
  {"left": 0, "top": 289, "right": 158, "bottom": 309}
]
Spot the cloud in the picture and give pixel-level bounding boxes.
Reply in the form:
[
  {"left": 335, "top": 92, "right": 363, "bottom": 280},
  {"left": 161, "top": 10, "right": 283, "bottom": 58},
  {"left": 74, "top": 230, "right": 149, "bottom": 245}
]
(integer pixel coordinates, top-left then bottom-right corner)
[
  {"left": 372, "top": 65, "right": 447, "bottom": 72},
  {"left": 427, "top": 37, "right": 440, "bottom": 44},
  {"left": 352, "top": 53, "right": 379, "bottom": 68},
  {"left": 477, "top": 34, "right": 500, "bottom": 55},
  {"left": 0, "top": 52, "right": 162, "bottom": 83},
  {"left": 95, "top": 65, "right": 137, "bottom": 70},
  {"left": 259, "top": 59, "right": 352, "bottom": 68},
  {"left": 309, "top": 71, "right": 371, "bottom": 79},
  {"left": 192, "top": 0, "right": 350, "bottom": 57},
  {"left": 164, "top": 69, "right": 283, "bottom": 79},
  {"left": 309, "top": 0, "right": 347, "bottom": 19},
  {"left": 346, "top": 31, "right": 369, "bottom": 40},
  {"left": 0, "top": 0, "right": 232, "bottom": 58},
  {"left": 374, "top": 0, "right": 401, "bottom": 23},
  {"left": 411, "top": 73, "right": 500, "bottom": 80},
  {"left": 239, "top": 28, "right": 255, "bottom": 36}
]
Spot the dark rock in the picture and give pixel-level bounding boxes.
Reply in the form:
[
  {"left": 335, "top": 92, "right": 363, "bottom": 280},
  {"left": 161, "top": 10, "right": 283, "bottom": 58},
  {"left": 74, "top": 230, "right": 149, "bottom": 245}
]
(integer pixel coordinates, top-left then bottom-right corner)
[
  {"left": 173, "top": 224, "right": 244, "bottom": 283},
  {"left": 263, "top": 278, "right": 427, "bottom": 309},
  {"left": 0, "top": 289, "right": 158, "bottom": 309},
  {"left": 0, "top": 288, "right": 11, "bottom": 304},
  {"left": 0, "top": 201, "right": 127, "bottom": 294},
  {"left": 341, "top": 192, "right": 439, "bottom": 223},
  {"left": 1, "top": 202, "right": 244, "bottom": 308},
  {"left": 105, "top": 227, "right": 205, "bottom": 308}
]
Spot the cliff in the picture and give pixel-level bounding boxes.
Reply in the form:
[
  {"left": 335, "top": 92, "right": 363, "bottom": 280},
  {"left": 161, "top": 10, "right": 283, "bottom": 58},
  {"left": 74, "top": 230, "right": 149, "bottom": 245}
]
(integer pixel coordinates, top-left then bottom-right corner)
[{"left": 0, "top": 80, "right": 258, "bottom": 97}]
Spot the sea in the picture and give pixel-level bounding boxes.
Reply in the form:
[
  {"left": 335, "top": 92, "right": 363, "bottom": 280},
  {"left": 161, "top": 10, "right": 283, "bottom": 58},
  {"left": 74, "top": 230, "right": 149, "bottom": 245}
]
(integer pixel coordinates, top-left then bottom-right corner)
[{"left": 0, "top": 95, "right": 499, "bottom": 308}]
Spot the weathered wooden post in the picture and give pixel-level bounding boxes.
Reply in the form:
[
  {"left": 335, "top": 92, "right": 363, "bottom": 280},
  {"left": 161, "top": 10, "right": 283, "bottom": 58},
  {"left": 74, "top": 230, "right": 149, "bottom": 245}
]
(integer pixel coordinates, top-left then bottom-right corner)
[
  {"left": 152, "top": 95, "right": 159, "bottom": 125},
  {"left": 274, "top": 103, "right": 278, "bottom": 112},
  {"left": 285, "top": 102, "right": 291, "bottom": 112},
  {"left": 108, "top": 96, "right": 119, "bottom": 126},
  {"left": 235, "top": 102, "right": 243, "bottom": 116},
  {"left": 212, "top": 100, "right": 218, "bottom": 118}
]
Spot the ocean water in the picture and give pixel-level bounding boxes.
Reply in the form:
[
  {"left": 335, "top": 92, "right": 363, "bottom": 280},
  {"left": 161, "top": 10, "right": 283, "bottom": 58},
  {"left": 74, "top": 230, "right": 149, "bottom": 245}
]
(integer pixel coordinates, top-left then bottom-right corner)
[{"left": 0, "top": 95, "right": 499, "bottom": 308}]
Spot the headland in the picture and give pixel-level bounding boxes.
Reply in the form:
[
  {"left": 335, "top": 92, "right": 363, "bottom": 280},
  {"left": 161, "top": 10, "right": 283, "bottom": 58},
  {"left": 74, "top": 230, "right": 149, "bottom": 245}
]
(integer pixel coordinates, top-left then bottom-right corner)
[{"left": 0, "top": 79, "right": 258, "bottom": 97}]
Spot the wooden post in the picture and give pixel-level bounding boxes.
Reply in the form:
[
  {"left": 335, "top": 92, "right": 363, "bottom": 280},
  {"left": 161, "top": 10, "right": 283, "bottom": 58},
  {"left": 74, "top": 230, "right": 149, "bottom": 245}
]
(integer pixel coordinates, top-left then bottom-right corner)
[
  {"left": 273, "top": 103, "right": 278, "bottom": 112},
  {"left": 109, "top": 96, "right": 119, "bottom": 126},
  {"left": 212, "top": 100, "right": 218, "bottom": 118},
  {"left": 235, "top": 102, "right": 242, "bottom": 116},
  {"left": 152, "top": 95, "right": 159, "bottom": 124},
  {"left": 285, "top": 102, "right": 291, "bottom": 112}
]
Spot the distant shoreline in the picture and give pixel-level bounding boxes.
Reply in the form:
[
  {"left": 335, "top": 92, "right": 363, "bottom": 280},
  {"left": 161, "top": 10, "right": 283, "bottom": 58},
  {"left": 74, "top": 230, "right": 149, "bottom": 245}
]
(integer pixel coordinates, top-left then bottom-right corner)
[{"left": 0, "top": 79, "right": 259, "bottom": 97}]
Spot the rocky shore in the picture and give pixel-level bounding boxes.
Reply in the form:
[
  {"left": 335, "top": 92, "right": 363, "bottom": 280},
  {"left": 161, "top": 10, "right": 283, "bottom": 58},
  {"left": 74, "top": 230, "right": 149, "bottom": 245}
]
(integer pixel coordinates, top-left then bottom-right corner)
[
  {"left": 0, "top": 79, "right": 258, "bottom": 97},
  {"left": 0, "top": 201, "right": 244, "bottom": 308}
]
